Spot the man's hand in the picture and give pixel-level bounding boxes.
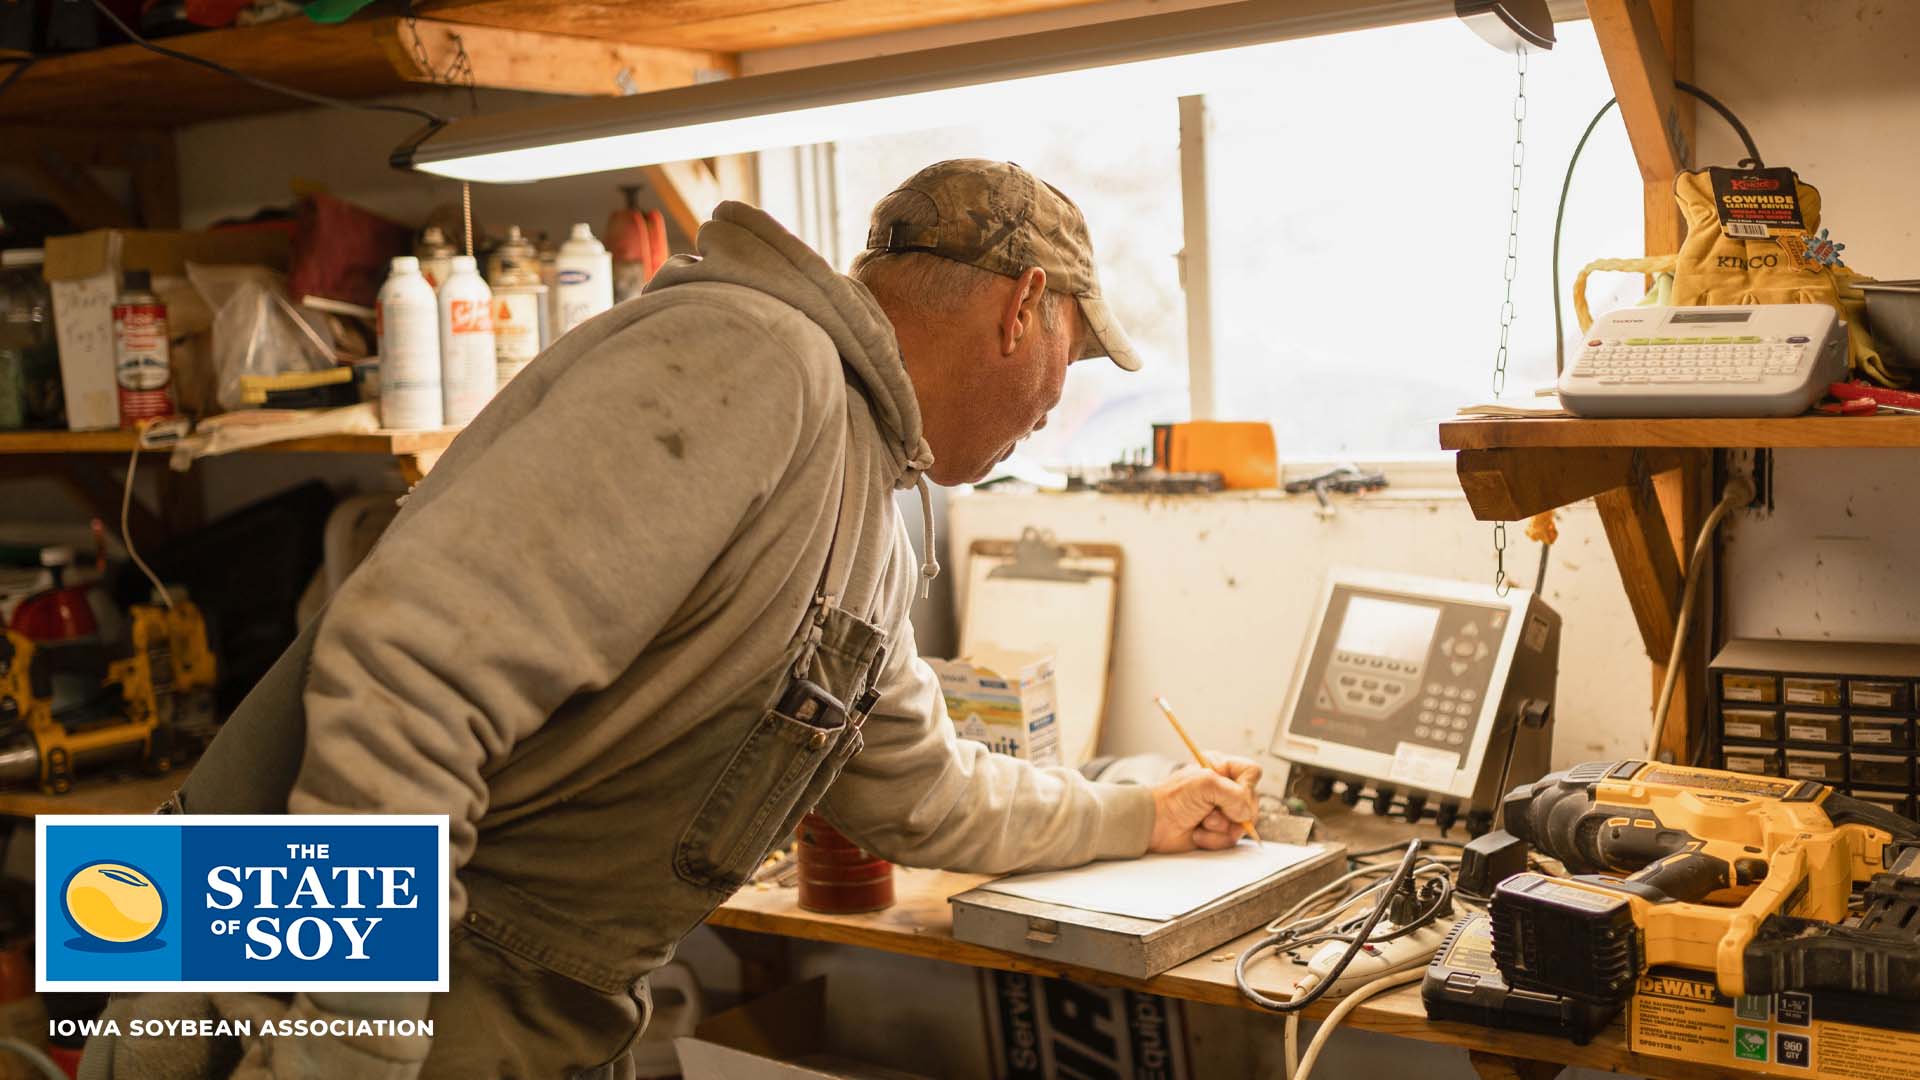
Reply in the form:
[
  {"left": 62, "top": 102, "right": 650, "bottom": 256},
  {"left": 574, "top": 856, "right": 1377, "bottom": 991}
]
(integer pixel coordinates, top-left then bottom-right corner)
[{"left": 1147, "top": 756, "right": 1263, "bottom": 853}]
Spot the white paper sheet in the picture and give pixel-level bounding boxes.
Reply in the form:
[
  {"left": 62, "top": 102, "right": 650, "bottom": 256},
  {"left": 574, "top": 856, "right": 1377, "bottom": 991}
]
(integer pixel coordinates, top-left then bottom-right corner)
[{"left": 976, "top": 842, "right": 1326, "bottom": 922}]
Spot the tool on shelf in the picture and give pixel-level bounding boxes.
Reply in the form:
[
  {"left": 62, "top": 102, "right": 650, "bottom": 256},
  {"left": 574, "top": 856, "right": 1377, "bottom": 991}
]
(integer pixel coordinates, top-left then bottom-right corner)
[{"left": 0, "top": 598, "right": 215, "bottom": 794}]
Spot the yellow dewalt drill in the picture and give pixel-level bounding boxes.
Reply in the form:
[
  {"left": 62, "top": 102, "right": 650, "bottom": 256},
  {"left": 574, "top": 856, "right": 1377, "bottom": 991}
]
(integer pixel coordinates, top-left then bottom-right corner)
[
  {"left": 0, "top": 600, "right": 216, "bottom": 793},
  {"left": 1490, "top": 760, "right": 1920, "bottom": 1006}
]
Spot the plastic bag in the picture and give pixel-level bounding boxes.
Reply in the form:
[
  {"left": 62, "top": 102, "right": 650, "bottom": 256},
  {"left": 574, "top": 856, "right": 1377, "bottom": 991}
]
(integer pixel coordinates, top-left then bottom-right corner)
[{"left": 186, "top": 262, "right": 335, "bottom": 413}]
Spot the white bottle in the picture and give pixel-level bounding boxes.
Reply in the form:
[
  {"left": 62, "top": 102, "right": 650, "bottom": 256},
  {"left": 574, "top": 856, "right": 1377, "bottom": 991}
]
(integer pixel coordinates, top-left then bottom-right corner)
[
  {"left": 376, "top": 256, "right": 443, "bottom": 430},
  {"left": 437, "top": 255, "right": 496, "bottom": 426},
  {"left": 552, "top": 222, "right": 614, "bottom": 337}
]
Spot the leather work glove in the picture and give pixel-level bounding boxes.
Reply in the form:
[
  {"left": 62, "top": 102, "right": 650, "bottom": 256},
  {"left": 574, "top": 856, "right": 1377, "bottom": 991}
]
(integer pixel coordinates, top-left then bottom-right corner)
[{"left": 1669, "top": 169, "right": 1900, "bottom": 385}]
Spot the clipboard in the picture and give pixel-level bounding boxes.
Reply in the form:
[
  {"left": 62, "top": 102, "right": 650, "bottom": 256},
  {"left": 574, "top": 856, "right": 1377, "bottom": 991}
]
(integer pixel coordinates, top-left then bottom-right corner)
[{"left": 958, "top": 529, "right": 1122, "bottom": 768}]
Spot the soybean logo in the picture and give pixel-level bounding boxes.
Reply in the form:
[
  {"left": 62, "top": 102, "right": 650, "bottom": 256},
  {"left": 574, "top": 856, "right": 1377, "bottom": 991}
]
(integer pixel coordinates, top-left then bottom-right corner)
[
  {"left": 63, "top": 862, "right": 167, "bottom": 950},
  {"left": 38, "top": 815, "right": 448, "bottom": 992}
]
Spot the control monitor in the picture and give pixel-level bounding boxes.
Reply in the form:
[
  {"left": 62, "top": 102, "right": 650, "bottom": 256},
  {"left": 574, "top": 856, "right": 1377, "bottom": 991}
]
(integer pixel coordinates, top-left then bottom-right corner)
[{"left": 1262, "top": 569, "right": 1561, "bottom": 835}]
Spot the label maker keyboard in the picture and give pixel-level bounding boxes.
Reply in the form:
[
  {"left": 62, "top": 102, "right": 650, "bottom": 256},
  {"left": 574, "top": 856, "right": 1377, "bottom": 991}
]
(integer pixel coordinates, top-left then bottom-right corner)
[{"left": 1558, "top": 303, "right": 1848, "bottom": 418}]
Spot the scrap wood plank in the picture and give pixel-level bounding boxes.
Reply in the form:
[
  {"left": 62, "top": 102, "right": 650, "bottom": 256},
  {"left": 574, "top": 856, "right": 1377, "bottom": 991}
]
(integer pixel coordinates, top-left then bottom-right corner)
[
  {"left": 1455, "top": 447, "right": 1686, "bottom": 521},
  {"left": 0, "top": 15, "right": 727, "bottom": 128},
  {"left": 1595, "top": 479, "right": 1682, "bottom": 665},
  {"left": 376, "top": 18, "right": 735, "bottom": 97}
]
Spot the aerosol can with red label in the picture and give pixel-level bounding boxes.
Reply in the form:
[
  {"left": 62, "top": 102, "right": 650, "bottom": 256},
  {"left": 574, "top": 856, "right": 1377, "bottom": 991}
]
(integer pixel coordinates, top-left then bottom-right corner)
[
  {"left": 438, "top": 255, "right": 495, "bottom": 426},
  {"left": 113, "top": 270, "right": 176, "bottom": 429}
]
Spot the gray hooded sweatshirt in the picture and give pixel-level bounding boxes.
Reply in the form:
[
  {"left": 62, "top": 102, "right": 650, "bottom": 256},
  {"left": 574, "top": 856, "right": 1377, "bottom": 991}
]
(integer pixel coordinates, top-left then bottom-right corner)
[
  {"left": 293, "top": 200, "right": 1155, "bottom": 914},
  {"left": 84, "top": 203, "right": 1160, "bottom": 1080}
]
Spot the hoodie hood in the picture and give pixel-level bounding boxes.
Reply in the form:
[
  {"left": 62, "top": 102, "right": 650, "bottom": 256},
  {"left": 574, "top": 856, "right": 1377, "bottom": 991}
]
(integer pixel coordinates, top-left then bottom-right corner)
[{"left": 646, "top": 201, "right": 934, "bottom": 490}]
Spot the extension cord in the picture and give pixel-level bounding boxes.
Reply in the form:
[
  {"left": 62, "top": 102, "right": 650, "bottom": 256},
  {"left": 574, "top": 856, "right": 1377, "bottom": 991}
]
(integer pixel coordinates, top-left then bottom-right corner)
[{"left": 1292, "top": 915, "right": 1457, "bottom": 1000}]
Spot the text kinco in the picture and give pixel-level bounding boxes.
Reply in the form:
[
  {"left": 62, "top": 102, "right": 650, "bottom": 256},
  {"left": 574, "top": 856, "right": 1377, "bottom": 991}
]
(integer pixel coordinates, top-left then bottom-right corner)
[{"left": 204, "top": 843, "right": 419, "bottom": 961}]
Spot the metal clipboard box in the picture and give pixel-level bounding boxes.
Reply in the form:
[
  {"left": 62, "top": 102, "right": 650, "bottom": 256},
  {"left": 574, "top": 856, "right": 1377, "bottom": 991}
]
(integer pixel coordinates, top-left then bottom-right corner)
[{"left": 949, "top": 843, "right": 1347, "bottom": 979}]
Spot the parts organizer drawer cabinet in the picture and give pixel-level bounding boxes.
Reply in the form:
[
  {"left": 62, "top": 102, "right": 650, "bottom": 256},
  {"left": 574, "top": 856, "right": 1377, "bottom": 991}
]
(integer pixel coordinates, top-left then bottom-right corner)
[{"left": 1713, "top": 641, "right": 1920, "bottom": 818}]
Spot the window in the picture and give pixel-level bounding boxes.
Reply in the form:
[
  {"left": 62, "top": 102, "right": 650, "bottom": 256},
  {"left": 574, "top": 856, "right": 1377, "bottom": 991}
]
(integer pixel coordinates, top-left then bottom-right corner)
[{"left": 764, "top": 16, "right": 1644, "bottom": 466}]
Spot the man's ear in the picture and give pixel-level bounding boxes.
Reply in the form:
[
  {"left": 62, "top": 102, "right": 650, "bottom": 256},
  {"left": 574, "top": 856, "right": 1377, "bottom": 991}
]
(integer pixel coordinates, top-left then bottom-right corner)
[{"left": 999, "top": 267, "right": 1048, "bottom": 357}]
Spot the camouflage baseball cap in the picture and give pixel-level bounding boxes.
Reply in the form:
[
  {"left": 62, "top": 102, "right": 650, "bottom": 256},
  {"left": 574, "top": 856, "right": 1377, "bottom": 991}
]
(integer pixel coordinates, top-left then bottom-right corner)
[{"left": 864, "top": 159, "right": 1141, "bottom": 371}]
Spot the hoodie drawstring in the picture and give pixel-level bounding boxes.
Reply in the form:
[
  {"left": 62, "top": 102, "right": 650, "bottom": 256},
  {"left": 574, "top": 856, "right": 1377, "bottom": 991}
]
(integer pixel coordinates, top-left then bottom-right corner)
[{"left": 915, "top": 474, "right": 940, "bottom": 600}]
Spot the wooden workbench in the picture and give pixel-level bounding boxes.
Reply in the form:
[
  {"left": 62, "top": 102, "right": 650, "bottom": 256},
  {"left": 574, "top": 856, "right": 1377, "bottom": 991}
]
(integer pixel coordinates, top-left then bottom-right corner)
[{"left": 709, "top": 812, "right": 1746, "bottom": 1080}]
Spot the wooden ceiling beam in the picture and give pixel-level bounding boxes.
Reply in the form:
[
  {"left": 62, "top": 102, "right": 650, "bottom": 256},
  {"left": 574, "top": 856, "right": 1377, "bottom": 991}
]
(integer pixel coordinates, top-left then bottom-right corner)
[{"left": 1587, "top": 0, "right": 1689, "bottom": 187}]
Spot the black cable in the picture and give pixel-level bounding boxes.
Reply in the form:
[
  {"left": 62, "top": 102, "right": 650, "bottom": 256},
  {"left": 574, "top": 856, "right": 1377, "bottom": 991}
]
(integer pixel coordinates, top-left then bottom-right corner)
[
  {"left": 1551, "top": 83, "right": 1766, "bottom": 375},
  {"left": 1235, "top": 838, "right": 1421, "bottom": 1012},
  {"left": 84, "top": 0, "right": 446, "bottom": 126},
  {"left": 1346, "top": 839, "right": 1464, "bottom": 859},
  {"left": 1676, "top": 81, "right": 1764, "bottom": 170}
]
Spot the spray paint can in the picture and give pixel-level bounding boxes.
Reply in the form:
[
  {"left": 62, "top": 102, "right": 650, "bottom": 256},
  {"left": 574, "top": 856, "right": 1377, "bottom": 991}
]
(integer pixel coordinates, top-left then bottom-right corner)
[
  {"left": 437, "top": 255, "right": 495, "bottom": 426},
  {"left": 486, "top": 226, "right": 548, "bottom": 388},
  {"left": 376, "top": 256, "right": 442, "bottom": 430},
  {"left": 113, "top": 270, "right": 176, "bottom": 429},
  {"left": 552, "top": 222, "right": 613, "bottom": 338},
  {"left": 416, "top": 226, "right": 457, "bottom": 291}
]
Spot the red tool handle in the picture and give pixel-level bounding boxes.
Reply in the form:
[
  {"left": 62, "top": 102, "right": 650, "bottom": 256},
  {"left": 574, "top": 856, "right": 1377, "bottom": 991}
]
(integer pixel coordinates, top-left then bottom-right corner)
[{"left": 1830, "top": 381, "right": 1920, "bottom": 409}]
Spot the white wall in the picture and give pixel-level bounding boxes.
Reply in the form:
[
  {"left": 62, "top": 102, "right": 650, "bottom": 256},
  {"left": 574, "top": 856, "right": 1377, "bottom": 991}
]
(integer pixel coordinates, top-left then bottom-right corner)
[
  {"left": 946, "top": 486, "right": 1650, "bottom": 768},
  {"left": 1692, "top": 0, "right": 1920, "bottom": 645}
]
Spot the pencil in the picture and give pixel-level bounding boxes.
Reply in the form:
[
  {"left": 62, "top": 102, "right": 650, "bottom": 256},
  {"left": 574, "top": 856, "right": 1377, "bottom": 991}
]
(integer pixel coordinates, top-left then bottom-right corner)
[{"left": 1153, "top": 695, "right": 1261, "bottom": 844}]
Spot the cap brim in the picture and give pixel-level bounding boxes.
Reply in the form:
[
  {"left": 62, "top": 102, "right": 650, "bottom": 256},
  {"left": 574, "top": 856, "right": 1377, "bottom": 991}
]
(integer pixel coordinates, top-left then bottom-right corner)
[{"left": 1075, "top": 293, "right": 1142, "bottom": 372}]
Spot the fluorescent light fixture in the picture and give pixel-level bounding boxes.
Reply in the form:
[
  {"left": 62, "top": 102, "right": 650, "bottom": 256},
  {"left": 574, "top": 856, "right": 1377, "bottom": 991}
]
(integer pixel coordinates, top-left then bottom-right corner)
[{"left": 396, "top": 0, "right": 1543, "bottom": 184}]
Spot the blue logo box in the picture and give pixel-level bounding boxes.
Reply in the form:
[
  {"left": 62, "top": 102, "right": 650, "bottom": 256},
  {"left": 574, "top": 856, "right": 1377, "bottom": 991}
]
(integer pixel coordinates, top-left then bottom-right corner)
[{"left": 38, "top": 815, "right": 448, "bottom": 992}]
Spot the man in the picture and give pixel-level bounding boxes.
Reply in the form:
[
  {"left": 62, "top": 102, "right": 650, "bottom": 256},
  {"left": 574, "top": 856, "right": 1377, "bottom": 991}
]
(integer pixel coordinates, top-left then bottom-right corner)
[{"left": 96, "top": 160, "right": 1261, "bottom": 1078}]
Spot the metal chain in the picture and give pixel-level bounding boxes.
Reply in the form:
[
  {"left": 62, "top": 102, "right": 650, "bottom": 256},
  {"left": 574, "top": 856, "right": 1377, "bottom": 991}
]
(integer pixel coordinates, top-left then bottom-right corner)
[
  {"left": 462, "top": 182, "right": 473, "bottom": 257},
  {"left": 1491, "top": 45, "right": 1527, "bottom": 597},
  {"left": 1493, "top": 521, "right": 1510, "bottom": 596},
  {"left": 1493, "top": 44, "right": 1527, "bottom": 398}
]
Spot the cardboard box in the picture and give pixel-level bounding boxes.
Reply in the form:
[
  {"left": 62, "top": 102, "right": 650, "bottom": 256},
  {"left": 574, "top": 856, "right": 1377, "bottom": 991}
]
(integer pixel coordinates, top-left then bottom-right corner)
[
  {"left": 929, "top": 647, "right": 1061, "bottom": 768},
  {"left": 42, "top": 227, "right": 290, "bottom": 429},
  {"left": 980, "top": 969, "right": 1190, "bottom": 1080},
  {"left": 675, "top": 978, "right": 933, "bottom": 1080},
  {"left": 1628, "top": 964, "right": 1920, "bottom": 1077}
]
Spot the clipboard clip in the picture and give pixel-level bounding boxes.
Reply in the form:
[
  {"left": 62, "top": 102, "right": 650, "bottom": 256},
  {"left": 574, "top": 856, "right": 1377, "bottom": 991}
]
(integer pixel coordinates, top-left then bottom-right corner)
[{"left": 988, "top": 527, "right": 1095, "bottom": 583}]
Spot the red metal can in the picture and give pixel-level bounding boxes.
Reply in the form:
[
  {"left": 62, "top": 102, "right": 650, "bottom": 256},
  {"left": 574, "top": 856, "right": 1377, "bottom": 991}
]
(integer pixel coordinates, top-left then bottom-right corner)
[
  {"left": 797, "top": 812, "right": 894, "bottom": 914},
  {"left": 114, "top": 270, "right": 176, "bottom": 429}
]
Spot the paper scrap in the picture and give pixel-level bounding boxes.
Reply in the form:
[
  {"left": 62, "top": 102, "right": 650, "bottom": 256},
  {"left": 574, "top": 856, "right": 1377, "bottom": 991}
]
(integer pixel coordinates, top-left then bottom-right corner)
[{"left": 976, "top": 842, "right": 1325, "bottom": 922}]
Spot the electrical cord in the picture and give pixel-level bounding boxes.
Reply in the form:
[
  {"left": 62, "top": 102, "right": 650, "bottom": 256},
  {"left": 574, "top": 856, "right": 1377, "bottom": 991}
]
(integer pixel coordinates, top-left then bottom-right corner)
[
  {"left": 83, "top": 0, "right": 447, "bottom": 126},
  {"left": 1552, "top": 82, "right": 1765, "bottom": 375},
  {"left": 1292, "top": 967, "right": 1428, "bottom": 1080},
  {"left": 121, "top": 435, "right": 176, "bottom": 611},
  {"left": 1235, "top": 839, "right": 1421, "bottom": 1012},
  {"left": 1646, "top": 473, "right": 1754, "bottom": 760}
]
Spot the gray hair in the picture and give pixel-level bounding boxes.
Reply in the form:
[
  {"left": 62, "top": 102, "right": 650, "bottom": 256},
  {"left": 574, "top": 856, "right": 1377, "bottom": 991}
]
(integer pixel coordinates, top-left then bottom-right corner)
[{"left": 850, "top": 250, "right": 1065, "bottom": 337}]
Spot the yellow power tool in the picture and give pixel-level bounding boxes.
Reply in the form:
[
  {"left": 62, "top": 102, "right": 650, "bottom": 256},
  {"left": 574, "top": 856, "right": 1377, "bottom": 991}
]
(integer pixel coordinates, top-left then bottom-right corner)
[
  {"left": 0, "top": 600, "right": 216, "bottom": 793},
  {"left": 1490, "top": 760, "right": 1920, "bottom": 1005}
]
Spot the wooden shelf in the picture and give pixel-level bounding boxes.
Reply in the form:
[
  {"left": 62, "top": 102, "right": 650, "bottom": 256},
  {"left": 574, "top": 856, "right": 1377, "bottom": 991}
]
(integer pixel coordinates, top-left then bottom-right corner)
[
  {"left": 0, "top": 429, "right": 458, "bottom": 457},
  {"left": 1440, "top": 414, "right": 1920, "bottom": 451}
]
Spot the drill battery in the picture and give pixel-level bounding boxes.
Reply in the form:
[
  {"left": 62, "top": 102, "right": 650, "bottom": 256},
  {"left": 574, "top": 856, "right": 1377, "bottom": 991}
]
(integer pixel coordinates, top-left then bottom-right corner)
[{"left": 1423, "top": 911, "right": 1619, "bottom": 1044}]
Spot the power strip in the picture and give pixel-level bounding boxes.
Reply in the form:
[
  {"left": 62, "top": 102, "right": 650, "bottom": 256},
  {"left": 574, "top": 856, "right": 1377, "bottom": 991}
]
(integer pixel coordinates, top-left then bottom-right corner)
[{"left": 1293, "top": 916, "right": 1459, "bottom": 1000}]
